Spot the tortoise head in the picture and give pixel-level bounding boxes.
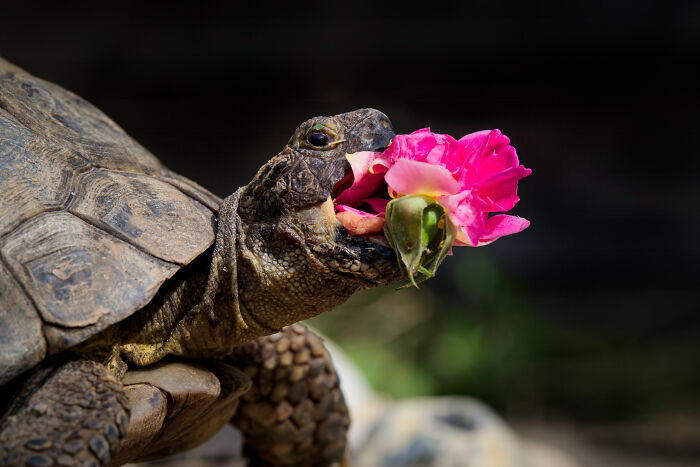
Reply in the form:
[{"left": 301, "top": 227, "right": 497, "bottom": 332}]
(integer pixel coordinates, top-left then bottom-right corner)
[
  {"left": 240, "top": 108, "right": 393, "bottom": 212},
  {"left": 235, "top": 109, "right": 402, "bottom": 330}
]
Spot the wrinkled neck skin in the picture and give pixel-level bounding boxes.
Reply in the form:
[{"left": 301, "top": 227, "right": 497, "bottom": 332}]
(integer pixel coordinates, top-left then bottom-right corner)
[
  {"left": 194, "top": 189, "right": 372, "bottom": 350},
  {"left": 234, "top": 202, "right": 372, "bottom": 339},
  {"left": 200, "top": 187, "right": 381, "bottom": 352}
]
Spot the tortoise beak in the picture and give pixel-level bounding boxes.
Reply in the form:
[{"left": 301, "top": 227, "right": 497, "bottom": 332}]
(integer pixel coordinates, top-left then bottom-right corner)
[
  {"left": 345, "top": 109, "right": 395, "bottom": 154},
  {"left": 329, "top": 108, "right": 393, "bottom": 194},
  {"left": 328, "top": 109, "right": 395, "bottom": 200}
]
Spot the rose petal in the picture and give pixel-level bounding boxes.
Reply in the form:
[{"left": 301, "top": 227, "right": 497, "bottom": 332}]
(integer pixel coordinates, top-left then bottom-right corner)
[
  {"left": 455, "top": 129, "right": 490, "bottom": 175},
  {"left": 424, "top": 133, "right": 460, "bottom": 173},
  {"left": 335, "top": 205, "right": 386, "bottom": 235},
  {"left": 369, "top": 159, "right": 390, "bottom": 174},
  {"left": 333, "top": 128, "right": 531, "bottom": 250},
  {"left": 381, "top": 128, "right": 431, "bottom": 164},
  {"left": 437, "top": 190, "right": 488, "bottom": 247},
  {"left": 334, "top": 151, "right": 385, "bottom": 207},
  {"left": 476, "top": 214, "right": 530, "bottom": 246},
  {"left": 357, "top": 197, "right": 390, "bottom": 215},
  {"left": 385, "top": 159, "right": 460, "bottom": 198},
  {"left": 472, "top": 134, "right": 520, "bottom": 184},
  {"left": 457, "top": 129, "right": 519, "bottom": 187},
  {"left": 383, "top": 128, "right": 461, "bottom": 174},
  {"left": 474, "top": 165, "right": 532, "bottom": 211},
  {"left": 335, "top": 204, "right": 379, "bottom": 215}
]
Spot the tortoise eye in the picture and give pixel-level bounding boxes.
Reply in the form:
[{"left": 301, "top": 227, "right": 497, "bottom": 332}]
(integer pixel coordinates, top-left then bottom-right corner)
[
  {"left": 298, "top": 123, "right": 343, "bottom": 151},
  {"left": 307, "top": 131, "right": 330, "bottom": 147}
]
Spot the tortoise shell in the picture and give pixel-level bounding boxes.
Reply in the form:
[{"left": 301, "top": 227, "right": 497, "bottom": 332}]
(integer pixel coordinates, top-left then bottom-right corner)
[{"left": 0, "top": 57, "right": 223, "bottom": 384}]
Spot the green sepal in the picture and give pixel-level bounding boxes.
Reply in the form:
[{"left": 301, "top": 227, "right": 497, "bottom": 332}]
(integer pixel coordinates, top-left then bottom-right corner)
[{"left": 384, "top": 195, "right": 456, "bottom": 288}]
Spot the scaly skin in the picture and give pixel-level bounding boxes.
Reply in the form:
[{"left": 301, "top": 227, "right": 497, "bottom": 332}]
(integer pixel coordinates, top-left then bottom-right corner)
[
  {"left": 0, "top": 360, "right": 130, "bottom": 466},
  {"left": 229, "top": 325, "right": 350, "bottom": 466},
  {"left": 79, "top": 109, "right": 401, "bottom": 377}
]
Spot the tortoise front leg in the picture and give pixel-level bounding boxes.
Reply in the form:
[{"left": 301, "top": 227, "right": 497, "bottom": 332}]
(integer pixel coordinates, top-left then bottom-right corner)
[
  {"left": 0, "top": 360, "right": 129, "bottom": 466},
  {"left": 229, "top": 325, "right": 350, "bottom": 467},
  {"left": 110, "top": 360, "right": 251, "bottom": 465}
]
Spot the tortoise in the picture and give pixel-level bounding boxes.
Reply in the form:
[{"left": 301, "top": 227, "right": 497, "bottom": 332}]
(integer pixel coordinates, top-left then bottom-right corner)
[{"left": 0, "top": 56, "right": 401, "bottom": 466}]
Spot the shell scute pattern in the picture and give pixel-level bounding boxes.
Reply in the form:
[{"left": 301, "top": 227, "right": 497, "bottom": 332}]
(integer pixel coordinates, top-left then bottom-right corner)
[
  {"left": 0, "top": 57, "right": 218, "bottom": 382},
  {"left": 0, "top": 107, "right": 87, "bottom": 237},
  {"left": 69, "top": 169, "right": 215, "bottom": 265},
  {"left": 0, "top": 61, "right": 162, "bottom": 173},
  {"left": 1, "top": 211, "right": 178, "bottom": 331}
]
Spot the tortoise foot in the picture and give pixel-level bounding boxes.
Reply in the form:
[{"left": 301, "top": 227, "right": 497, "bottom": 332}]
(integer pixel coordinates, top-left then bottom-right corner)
[
  {"left": 110, "top": 361, "right": 251, "bottom": 465},
  {"left": 0, "top": 360, "right": 129, "bottom": 466},
  {"left": 229, "top": 324, "right": 350, "bottom": 466}
]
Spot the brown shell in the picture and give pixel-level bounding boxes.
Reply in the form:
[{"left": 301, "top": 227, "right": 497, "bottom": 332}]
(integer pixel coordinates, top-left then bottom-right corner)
[{"left": 0, "top": 57, "right": 223, "bottom": 384}]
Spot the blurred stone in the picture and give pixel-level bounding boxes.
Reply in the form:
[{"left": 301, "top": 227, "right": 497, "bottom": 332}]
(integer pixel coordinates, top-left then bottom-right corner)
[
  {"left": 522, "top": 440, "right": 581, "bottom": 467},
  {"left": 353, "top": 396, "right": 523, "bottom": 467}
]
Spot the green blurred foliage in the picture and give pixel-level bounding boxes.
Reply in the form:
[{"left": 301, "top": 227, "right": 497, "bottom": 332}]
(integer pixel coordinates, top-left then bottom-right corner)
[{"left": 307, "top": 250, "right": 700, "bottom": 421}]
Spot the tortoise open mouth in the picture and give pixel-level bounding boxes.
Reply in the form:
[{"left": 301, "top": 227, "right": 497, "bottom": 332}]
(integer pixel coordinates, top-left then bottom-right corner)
[
  {"left": 331, "top": 163, "right": 392, "bottom": 247},
  {"left": 330, "top": 169, "right": 354, "bottom": 201}
]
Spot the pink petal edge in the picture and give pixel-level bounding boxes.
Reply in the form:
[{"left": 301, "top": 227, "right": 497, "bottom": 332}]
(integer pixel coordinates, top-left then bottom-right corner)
[
  {"left": 334, "top": 151, "right": 385, "bottom": 207},
  {"left": 335, "top": 206, "right": 386, "bottom": 235},
  {"left": 437, "top": 190, "right": 488, "bottom": 247},
  {"left": 474, "top": 165, "right": 532, "bottom": 211},
  {"left": 335, "top": 204, "right": 384, "bottom": 217},
  {"left": 385, "top": 159, "right": 460, "bottom": 198},
  {"left": 477, "top": 215, "right": 531, "bottom": 246}
]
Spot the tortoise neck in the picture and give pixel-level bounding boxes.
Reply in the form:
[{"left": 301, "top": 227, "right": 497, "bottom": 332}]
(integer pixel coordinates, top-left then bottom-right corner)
[
  {"left": 135, "top": 190, "right": 274, "bottom": 359},
  {"left": 174, "top": 189, "right": 360, "bottom": 354},
  {"left": 194, "top": 190, "right": 280, "bottom": 348},
  {"left": 82, "top": 191, "right": 258, "bottom": 371},
  {"left": 233, "top": 212, "right": 365, "bottom": 335}
]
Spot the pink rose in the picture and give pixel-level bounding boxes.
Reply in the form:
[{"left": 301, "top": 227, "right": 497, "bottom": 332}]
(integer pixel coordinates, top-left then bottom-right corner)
[{"left": 334, "top": 128, "right": 532, "bottom": 246}]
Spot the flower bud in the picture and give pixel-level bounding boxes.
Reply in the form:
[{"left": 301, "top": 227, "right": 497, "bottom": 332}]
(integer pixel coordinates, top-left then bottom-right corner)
[{"left": 384, "top": 195, "right": 455, "bottom": 287}]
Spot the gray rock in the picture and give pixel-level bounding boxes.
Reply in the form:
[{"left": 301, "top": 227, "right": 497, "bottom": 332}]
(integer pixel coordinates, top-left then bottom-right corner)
[{"left": 353, "top": 397, "right": 524, "bottom": 467}]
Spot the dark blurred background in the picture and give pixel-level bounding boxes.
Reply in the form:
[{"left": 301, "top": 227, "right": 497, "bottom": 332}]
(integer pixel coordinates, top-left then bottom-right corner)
[{"left": 1, "top": 0, "right": 698, "bottom": 462}]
